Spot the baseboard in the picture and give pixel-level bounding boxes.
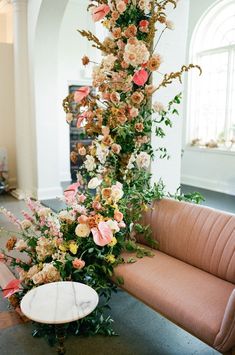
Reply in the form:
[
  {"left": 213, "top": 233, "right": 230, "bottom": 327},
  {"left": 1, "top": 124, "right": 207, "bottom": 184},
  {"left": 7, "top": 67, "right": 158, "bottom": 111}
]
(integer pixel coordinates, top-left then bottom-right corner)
[
  {"left": 181, "top": 175, "right": 235, "bottom": 196},
  {"left": 36, "top": 186, "right": 63, "bottom": 201}
]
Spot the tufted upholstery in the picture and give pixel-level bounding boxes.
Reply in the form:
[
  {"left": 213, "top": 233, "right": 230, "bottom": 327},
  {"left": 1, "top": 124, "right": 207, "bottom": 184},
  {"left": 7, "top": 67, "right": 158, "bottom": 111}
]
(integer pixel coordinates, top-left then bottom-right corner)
[{"left": 137, "top": 198, "right": 235, "bottom": 283}]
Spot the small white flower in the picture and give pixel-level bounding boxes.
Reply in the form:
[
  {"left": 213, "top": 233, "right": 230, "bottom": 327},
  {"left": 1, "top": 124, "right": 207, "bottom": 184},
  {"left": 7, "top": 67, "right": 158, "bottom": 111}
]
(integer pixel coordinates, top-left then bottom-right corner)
[
  {"left": 106, "top": 220, "right": 120, "bottom": 233},
  {"left": 166, "top": 20, "right": 175, "bottom": 30},
  {"left": 153, "top": 102, "right": 166, "bottom": 113},
  {"left": 15, "top": 239, "right": 27, "bottom": 251},
  {"left": 136, "top": 152, "right": 151, "bottom": 170}
]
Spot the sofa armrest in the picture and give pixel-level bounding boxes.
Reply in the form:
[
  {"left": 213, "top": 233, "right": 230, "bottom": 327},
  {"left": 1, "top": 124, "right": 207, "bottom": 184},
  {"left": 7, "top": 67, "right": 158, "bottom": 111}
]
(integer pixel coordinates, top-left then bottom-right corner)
[{"left": 213, "top": 289, "right": 235, "bottom": 353}]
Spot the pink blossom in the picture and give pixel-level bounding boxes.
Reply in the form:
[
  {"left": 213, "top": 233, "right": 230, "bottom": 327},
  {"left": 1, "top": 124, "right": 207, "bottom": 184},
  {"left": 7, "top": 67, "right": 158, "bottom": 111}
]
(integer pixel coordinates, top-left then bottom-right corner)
[
  {"left": 3, "top": 279, "right": 21, "bottom": 298},
  {"left": 72, "top": 258, "right": 85, "bottom": 269},
  {"left": 91, "top": 222, "right": 113, "bottom": 247},
  {"left": 133, "top": 69, "right": 148, "bottom": 86},
  {"left": 74, "top": 87, "right": 90, "bottom": 102},
  {"left": 92, "top": 4, "right": 110, "bottom": 22}
]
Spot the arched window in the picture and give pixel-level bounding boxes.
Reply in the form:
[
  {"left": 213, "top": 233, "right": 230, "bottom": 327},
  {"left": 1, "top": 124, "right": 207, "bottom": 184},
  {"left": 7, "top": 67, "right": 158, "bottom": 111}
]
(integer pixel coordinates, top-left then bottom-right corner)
[{"left": 188, "top": 0, "right": 235, "bottom": 148}]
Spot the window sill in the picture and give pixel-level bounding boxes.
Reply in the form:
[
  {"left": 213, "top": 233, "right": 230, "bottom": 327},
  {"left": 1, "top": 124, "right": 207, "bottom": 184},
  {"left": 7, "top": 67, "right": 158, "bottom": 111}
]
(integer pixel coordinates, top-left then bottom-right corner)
[{"left": 184, "top": 145, "right": 235, "bottom": 156}]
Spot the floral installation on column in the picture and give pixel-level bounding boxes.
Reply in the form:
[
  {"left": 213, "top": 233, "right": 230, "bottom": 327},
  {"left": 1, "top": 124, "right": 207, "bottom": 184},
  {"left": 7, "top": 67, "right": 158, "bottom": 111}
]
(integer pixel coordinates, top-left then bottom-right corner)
[{"left": 0, "top": 0, "right": 201, "bottom": 337}]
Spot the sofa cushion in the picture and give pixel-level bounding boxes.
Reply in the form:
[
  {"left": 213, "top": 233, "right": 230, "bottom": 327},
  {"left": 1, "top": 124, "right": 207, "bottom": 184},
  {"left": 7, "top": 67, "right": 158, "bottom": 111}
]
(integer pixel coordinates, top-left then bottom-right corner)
[
  {"left": 114, "top": 248, "right": 235, "bottom": 348},
  {"left": 138, "top": 199, "right": 235, "bottom": 283}
]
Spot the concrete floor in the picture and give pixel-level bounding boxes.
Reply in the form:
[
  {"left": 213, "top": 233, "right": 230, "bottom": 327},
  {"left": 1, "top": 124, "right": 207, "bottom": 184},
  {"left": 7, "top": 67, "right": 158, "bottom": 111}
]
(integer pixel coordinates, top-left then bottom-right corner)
[{"left": 0, "top": 193, "right": 225, "bottom": 355}]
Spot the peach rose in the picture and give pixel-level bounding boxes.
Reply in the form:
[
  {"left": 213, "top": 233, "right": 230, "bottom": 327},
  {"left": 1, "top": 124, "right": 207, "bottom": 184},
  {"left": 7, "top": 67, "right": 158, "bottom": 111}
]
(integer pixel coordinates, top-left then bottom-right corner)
[
  {"left": 117, "top": 1, "right": 126, "bottom": 13},
  {"left": 135, "top": 122, "right": 144, "bottom": 132},
  {"left": 112, "top": 27, "right": 122, "bottom": 39},
  {"left": 147, "top": 54, "right": 162, "bottom": 71},
  {"left": 131, "top": 91, "right": 144, "bottom": 105},
  {"left": 78, "top": 146, "right": 86, "bottom": 156},
  {"left": 72, "top": 258, "right": 85, "bottom": 270},
  {"left": 77, "top": 215, "right": 89, "bottom": 224},
  {"left": 129, "top": 107, "right": 139, "bottom": 118},
  {"left": 75, "top": 224, "right": 90, "bottom": 238},
  {"left": 111, "top": 143, "right": 121, "bottom": 154},
  {"left": 114, "top": 210, "right": 123, "bottom": 222}
]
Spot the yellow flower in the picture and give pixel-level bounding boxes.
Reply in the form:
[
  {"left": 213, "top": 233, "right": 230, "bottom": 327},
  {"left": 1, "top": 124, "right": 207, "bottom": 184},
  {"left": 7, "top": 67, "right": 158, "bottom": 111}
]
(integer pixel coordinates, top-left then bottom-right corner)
[
  {"left": 102, "top": 20, "right": 110, "bottom": 29},
  {"left": 108, "top": 237, "right": 117, "bottom": 247},
  {"left": 59, "top": 244, "right": 67, "bottom": 252},
  {"left": 105, "top": 254, "right": 116, "bottom": 264},
  {"left": 69, "top": 242, "right": 78, "bottom": 255}
]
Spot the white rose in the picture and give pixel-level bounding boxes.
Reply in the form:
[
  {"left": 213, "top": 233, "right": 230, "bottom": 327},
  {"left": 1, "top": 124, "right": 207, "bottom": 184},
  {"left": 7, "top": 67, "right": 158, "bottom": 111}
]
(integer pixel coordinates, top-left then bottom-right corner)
[
  {"left": 32, "top": 271, "right": 44, "bottom": 285},
  {"left": 20, "top": 219, "right": 32, "bottom": 230},
  {"left": 84, "top": 155, "right": 96, "bottom": 172},
  {"left": 38, "top": 207, "right": 51, "bottom": 218},
  {"left": 88, "top": 177, "right": 102, "bottom": 189},
  {"left": 75, "top": 224, "right": 91, "bottom": 238},
  {"left": 136, "top": 152, "right": 150, "bottom": 170},
  {"left": 59, "top": 210, "right": 75, "bottom": 223},
  {"left": 15, "top": 239, "right": 28, "bottom": 251},
  {"left": 111, "top": 185, "right": 124, "bottom": 202},
  {"left": 106, "top": 220, "right": 120, "bottom": 233},
  {"left": 153, "top": 102, "right": 165, "bottom": 113}
]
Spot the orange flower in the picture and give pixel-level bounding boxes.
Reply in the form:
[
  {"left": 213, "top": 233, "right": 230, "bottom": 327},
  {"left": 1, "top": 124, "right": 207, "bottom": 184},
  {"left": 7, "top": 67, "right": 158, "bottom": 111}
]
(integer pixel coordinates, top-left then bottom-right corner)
[
  {"left": 102, "top": 188, "right": 112, "bottom": 199},
  {"left": 6, "top": 236, "right": 17, "bottom": 251},
  {"left": 82, "top": 55, "right": 90, "bottom": 66},
  {"left": 147, "top": 54, "right": 162, "bottom": 71},
  {"left": 135, "top": 122, "right": 144, "bottom": 132}
]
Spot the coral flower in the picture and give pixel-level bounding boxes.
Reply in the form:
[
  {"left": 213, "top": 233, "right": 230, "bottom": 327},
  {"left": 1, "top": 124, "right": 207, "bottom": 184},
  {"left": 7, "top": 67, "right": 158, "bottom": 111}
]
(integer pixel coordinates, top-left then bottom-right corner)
[
  {"left": 64, "top": 182, "right": 80, "bottom": 200},
  {"left": 133, "top": 69, "right": 148, "bottom": 86},
  {"left": 3, "top": 279, "right": 21, "bottom": 298},
  {"left": 74, "top": 87, "right": 90, "bottom": 102},
  {"left": 91, "top": 222, "right": 113, "bottom": 247},
  {"left": 92, "top": 4, "right": 110, "bottom": 22}
]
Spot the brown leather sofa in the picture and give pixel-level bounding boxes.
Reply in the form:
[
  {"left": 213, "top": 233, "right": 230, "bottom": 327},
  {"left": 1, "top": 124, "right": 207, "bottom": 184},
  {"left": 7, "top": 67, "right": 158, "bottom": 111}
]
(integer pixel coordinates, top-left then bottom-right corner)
[{"left": 114, "top": 199, "right": 235, "bottom": 354}]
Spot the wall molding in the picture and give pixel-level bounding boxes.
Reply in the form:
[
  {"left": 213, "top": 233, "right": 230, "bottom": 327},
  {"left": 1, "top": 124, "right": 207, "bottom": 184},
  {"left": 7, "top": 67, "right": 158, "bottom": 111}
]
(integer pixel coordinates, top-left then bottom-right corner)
[{"left": 181, "top": 174, "right": 235, "bottom": 196}]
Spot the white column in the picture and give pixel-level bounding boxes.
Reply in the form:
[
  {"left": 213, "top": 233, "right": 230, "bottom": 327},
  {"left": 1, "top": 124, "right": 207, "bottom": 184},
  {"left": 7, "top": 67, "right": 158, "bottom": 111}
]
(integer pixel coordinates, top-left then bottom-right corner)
[{"left": 11, "top": 0, "right": 37, "bottom": 199}]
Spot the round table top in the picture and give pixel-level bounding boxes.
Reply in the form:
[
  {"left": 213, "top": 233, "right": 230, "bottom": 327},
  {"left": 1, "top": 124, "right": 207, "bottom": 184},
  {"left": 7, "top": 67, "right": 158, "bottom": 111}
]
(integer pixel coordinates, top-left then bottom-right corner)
[{"left": 20, "top": 281, "right": 99, "bottom": 324}]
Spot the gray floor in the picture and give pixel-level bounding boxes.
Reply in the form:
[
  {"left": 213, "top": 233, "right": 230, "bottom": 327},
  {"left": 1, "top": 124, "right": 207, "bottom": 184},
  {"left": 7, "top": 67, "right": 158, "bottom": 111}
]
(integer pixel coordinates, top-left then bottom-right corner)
[{"left": 0, "top": 191, "right": 229, "bottom": 355}]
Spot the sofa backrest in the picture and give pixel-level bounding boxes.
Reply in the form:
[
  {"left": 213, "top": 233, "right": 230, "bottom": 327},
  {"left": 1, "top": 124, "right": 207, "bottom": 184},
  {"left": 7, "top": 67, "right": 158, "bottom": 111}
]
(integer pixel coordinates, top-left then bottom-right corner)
[{"left": 138, "top": 198, "right": 235, "bottom": 283}]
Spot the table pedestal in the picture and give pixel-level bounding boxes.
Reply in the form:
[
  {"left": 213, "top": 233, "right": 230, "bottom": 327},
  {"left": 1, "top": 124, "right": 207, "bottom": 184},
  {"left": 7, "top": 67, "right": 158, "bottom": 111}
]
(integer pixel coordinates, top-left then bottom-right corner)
[{"left": 55, "top": 325, "right": 66, "bottom": 355}]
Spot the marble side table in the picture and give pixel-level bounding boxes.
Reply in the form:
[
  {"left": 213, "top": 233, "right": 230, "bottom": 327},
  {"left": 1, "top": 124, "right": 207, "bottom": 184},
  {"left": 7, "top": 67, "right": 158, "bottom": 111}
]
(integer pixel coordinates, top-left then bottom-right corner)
[{"left": 20, "top": 281, "right": 99, "bottom": 354}]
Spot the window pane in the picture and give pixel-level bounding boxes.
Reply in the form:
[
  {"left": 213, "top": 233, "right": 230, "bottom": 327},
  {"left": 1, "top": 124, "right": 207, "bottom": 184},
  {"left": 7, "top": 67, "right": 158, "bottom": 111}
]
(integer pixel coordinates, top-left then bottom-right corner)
[{"left": 190, "top": 51, "right": 228, "bottom": 143}]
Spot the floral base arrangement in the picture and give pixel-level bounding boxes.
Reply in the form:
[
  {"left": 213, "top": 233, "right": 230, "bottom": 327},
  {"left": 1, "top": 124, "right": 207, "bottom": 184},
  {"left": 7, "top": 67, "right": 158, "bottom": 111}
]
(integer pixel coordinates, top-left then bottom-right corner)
[{"left": 0, "top": 0, "right": 202, "bottom": 339}]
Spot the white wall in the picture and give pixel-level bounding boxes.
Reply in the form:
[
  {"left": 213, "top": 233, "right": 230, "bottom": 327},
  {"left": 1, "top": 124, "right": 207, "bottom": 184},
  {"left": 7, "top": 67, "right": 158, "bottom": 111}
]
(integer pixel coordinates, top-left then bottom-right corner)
[
  {"left": 181, "top": 0, "right": 235, "bottom": 196},
  {"left": 0, "top": 43, "right": 16, "bottom": 187},
  {"left": 151, "top": 0, "right": 190, "bottom": 193},
  {"left": 57, "top": 0, "right": 94, "bottom": 183}
]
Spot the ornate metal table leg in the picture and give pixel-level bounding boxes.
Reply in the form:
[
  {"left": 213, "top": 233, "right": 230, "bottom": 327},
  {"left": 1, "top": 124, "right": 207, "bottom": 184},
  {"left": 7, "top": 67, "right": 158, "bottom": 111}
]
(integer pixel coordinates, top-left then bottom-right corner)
[{"left": 55, "top": 324, "right": 66, "bottom": 355}]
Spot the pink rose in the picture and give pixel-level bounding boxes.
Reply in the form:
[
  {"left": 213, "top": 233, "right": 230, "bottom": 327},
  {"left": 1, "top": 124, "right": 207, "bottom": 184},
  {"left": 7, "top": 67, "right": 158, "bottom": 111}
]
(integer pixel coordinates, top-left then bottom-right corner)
[
  {"left": 74, "top": 87, "right": 90, "bottom": 102},
  {"left": 133, "top": 69, "right": 148, "bottom": 86},
  {"left": 92, "top": 4, "right": 110, "bottom": 22},
  {"left": 72, "top": 258, "right": 85, "bottom": 269},
  {"left": 114, "top": 210, "right": 123, "bottom": 222},
  {"left": 91, "top": 222, "right": 113, "bottom": 247}
]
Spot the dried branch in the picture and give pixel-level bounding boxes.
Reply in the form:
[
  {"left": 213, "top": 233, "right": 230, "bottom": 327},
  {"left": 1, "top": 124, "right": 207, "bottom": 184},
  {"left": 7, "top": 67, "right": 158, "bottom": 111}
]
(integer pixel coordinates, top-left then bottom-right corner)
[
  {"left": 154, "top": 64, "right": 202, "bottom": 92},
  {"left": 78, "top": 29, "right": 113, "bottom": 54}
]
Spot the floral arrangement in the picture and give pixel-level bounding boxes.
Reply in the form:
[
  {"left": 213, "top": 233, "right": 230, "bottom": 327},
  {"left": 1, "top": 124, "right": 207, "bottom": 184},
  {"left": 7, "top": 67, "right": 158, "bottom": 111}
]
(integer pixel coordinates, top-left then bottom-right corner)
[{"left": 0, "top": 0, "right": 201, "bottom": 337}]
